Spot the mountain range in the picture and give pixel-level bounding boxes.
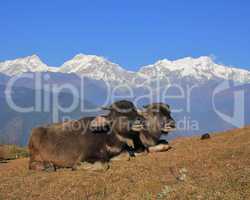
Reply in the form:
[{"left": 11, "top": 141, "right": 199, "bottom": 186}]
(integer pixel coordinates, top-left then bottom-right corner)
[{"left": 1, "top": 54, "right": 250, "bottom": 84}]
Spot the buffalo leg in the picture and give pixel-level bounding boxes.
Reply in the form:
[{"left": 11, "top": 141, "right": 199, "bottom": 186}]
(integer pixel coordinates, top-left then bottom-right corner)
[
  {"left": 124, "top": 145, "right": 135, "bottom": 157},
  {"left": 71, "top": 165, "right": 77, "bottom": 171},
  {"left": 148, "top": 144, "right": 172, "bottom": 153},
  {"left": 29, "top": 161, "right": 46, "bottom": 171},
  {"left": 110, "top": 152, "right": 131, "bottom": 161},
  {"left": 78, "top": 162, "right": 110, "bottom": 171},
  {"left": 157, "top": 140, "right": 169, "bottom": 145}
]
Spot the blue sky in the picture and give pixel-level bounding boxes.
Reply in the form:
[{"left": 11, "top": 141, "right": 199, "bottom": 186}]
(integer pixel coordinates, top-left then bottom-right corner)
[{"left": 0, "top": 0, "right": 249, "bottom": 71}]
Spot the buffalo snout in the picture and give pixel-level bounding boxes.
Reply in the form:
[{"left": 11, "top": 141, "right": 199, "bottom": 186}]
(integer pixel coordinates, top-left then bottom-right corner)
[{"left": 130, "top": 117, "right": 145, "bottom": 132}]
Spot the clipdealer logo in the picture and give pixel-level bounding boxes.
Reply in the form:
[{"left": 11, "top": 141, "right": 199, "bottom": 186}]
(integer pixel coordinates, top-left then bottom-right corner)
[{"left": 212, "top": 80, "right": 245, "bottom": 128}]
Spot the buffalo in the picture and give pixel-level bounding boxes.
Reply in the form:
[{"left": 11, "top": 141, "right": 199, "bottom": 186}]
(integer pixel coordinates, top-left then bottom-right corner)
[
  {"left": 28, "top": 100, "right": 144, "bottom": 171},
  {"left": 111, "top": 102, "right": 176, "bottom": 161},
  {"left": 136, "top": 103, "right": 176, "bottom": 153}
]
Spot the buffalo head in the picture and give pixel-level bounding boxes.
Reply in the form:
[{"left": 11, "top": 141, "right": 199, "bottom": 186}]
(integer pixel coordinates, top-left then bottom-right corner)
[
  {"left": 142, "top": 103, "right": 176, "bottom": 134},
  {"left": 103, "top": 100, "right": 144, "bottom": 133},
  {"left": 137, "top": 103, "right": 175, "bottom": 146}
]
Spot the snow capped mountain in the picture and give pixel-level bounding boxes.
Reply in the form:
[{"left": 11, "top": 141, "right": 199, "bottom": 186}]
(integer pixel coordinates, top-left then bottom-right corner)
[
  {"left": 0, "top": 55, "right": 58, "bottom": 76},
  {"left": 59, "top": 54, "right": 135, "bottom": 83},
  {"left": 139, "top": 56, "right": 250, "bottom": 83},
  {"left": 0, "top": 54, "right": 249, "bottom": 84}
]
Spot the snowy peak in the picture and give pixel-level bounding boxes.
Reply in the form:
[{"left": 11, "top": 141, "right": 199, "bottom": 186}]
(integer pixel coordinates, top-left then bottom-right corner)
[
  {"left": 175, "top": 56, "right": 213, "bottom": 65},
  {"left": 140, "top": 56, "right": 214, "bottom": 72},
  {"left": 139, "top": 56, "right": 250, "bottom": 83},
  {"left": 60, "top": 54, "right": 115, "bottom": 73},
  {"left": 0, "top": 55, "right": 58, "bottom": 76},
  {"left": 59, "top": 54, "right": 134, "bottom": 82},
  {"left": 71, "top": 54, "right": 107, "bottom": 62}
]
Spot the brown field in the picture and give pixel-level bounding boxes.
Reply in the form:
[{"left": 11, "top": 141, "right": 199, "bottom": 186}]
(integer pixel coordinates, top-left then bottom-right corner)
[{"left": 0, "top": 127, "right": 250, "bottom": 200}]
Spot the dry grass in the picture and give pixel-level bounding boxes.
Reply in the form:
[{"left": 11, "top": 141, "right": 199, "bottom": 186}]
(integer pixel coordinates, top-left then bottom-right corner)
[
  {"left": 0, "top": 145, "right": 29, "bottom": 161},
  {"left": 0, "top": 127, "right": 250, "bottom": 200}
]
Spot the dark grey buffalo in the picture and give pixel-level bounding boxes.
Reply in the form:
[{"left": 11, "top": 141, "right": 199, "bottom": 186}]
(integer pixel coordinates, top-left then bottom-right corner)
[
  {"left": 28, "top": 100, "right": 144, "bottom": 171},
  {"left": 136, "top": 103, "right": 176, "bottom": 153},
  {"left": 112, "top": 102, "right": 176, "bottom": 161}
]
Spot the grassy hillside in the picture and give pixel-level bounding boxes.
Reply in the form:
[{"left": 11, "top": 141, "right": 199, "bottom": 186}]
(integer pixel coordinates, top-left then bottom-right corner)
[{"left": 0, "top": 127, "right": 250, "bottom": 200}]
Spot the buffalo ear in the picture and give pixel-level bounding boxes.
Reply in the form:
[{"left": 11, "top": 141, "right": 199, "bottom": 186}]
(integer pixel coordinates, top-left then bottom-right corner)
[{"left": 164, "top": 104, "right": 170, "bottom": 111}]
